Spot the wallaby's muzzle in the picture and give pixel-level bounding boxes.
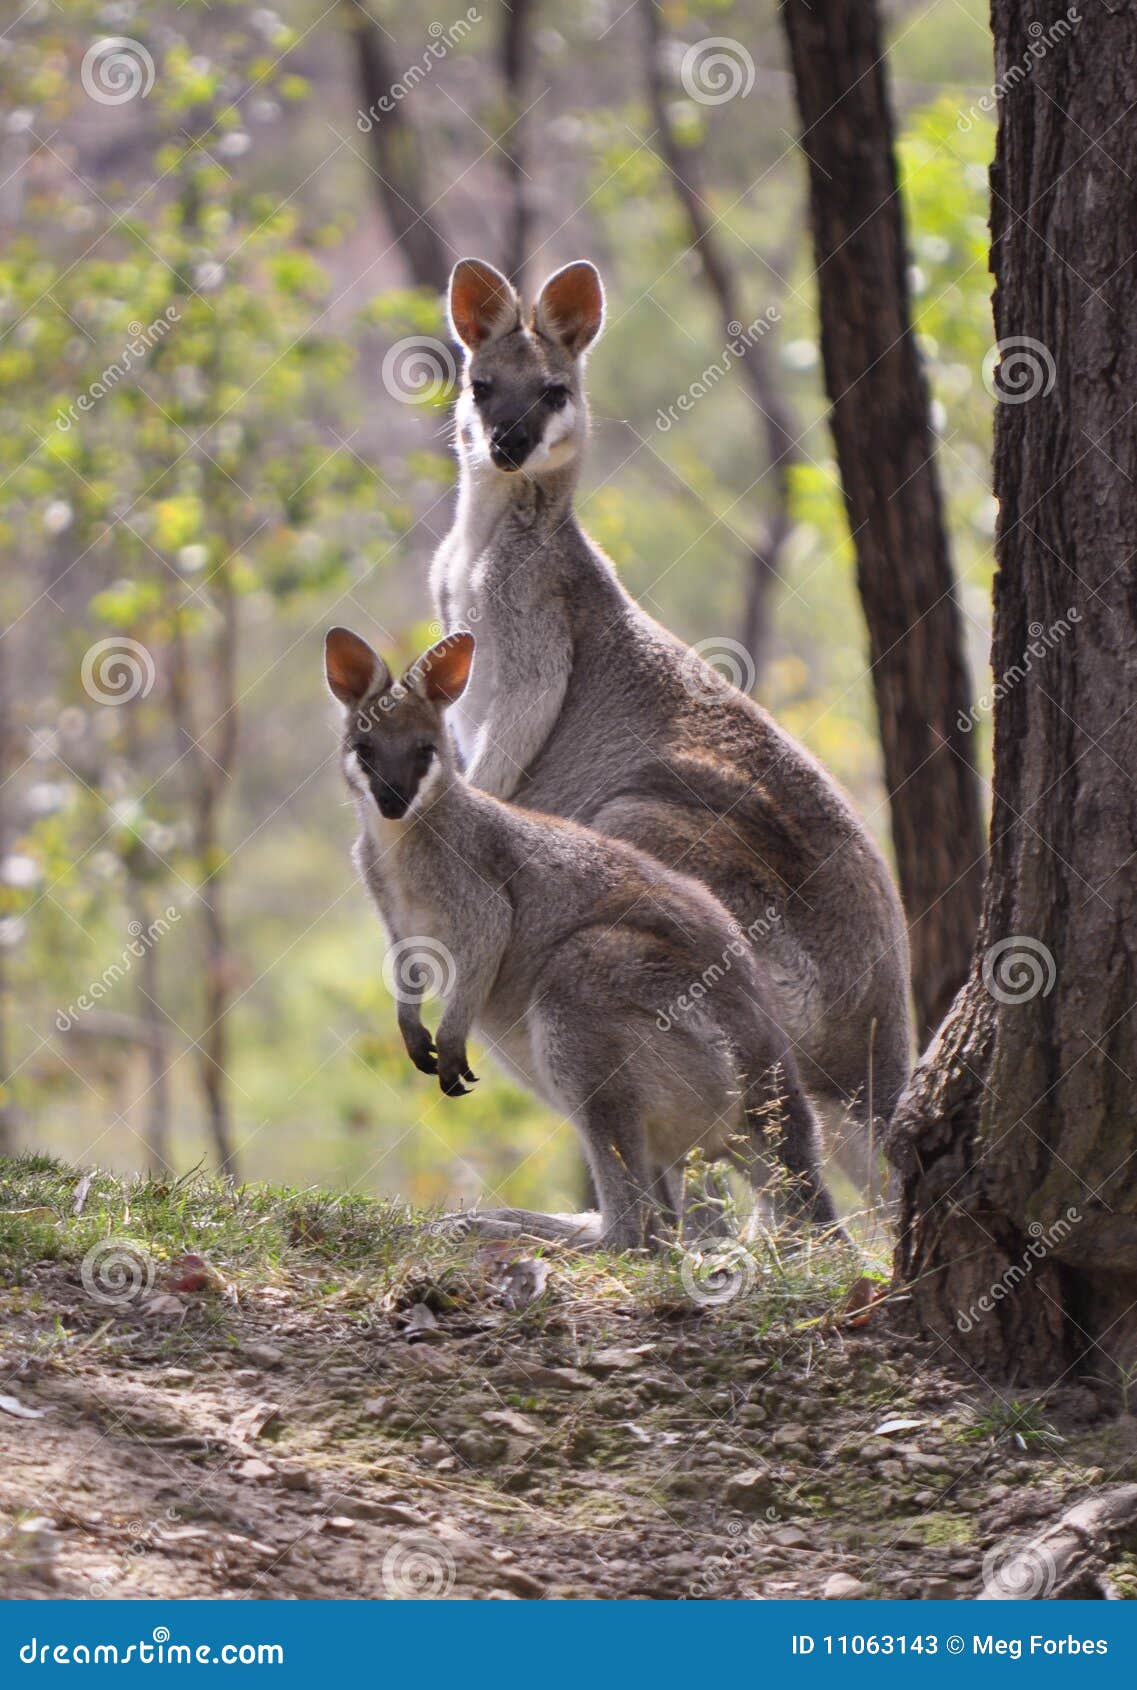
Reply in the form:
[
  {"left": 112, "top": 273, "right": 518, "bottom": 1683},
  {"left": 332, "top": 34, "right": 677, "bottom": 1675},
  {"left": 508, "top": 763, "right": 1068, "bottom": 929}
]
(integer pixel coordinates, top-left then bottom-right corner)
[{"left": 489, "top": 419, "right": 539, "bottom": 472}]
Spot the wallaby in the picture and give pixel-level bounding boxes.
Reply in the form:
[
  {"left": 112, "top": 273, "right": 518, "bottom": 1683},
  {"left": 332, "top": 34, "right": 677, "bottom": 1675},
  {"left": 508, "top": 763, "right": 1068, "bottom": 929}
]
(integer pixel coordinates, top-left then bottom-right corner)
[
  {"left": 325, "top": 625, "right": 844, "bottom": 1249},
  {"left": 430, "top": 257, "right": 912, "bottom": 1179}
]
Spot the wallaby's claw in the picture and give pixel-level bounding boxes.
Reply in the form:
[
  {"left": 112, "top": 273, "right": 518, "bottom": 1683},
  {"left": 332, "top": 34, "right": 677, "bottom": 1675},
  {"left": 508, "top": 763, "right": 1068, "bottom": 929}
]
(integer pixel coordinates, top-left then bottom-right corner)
[
  {"left": 441, "top": 1076, "right": 470, "bottom": 1097},
  {"left": 462, "top": 1066, "right": 479, "bottom": 1083},
  {"left": 410, "top": 1038, "right": 439, "bottom": 1076}
]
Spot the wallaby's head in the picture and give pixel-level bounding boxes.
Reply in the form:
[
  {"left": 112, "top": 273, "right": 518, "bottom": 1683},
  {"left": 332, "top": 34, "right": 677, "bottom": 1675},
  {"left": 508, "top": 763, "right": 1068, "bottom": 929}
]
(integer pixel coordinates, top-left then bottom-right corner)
[
  {"left": 448, "top": 257, "right": 604, "bottom": 479},
  {"left": 324, "top": 627, "right": 475, "bottom": 821}
]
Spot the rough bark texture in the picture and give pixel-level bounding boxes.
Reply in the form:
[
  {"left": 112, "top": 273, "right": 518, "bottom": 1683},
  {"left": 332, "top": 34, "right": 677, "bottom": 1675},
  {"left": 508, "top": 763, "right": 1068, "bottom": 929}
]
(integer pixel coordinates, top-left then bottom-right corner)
[
  {"left": 348, "top": 2, "right": 452, "bottom": 294},
  {"left": 780, "top": 0, "right": 986, "bottom": 1044},
  {"left": 642, "top": 0, "right": 797, "bottom": 682},
  {"left": 891, "top": 1, "right": 1137, "bottom": 1382}
]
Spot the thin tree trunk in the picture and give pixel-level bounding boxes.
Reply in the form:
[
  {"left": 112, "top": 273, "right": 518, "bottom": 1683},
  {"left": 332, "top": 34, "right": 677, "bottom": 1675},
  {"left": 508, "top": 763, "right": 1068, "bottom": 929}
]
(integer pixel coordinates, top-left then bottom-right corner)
[
  {"left": 641, "top": 0, "right": 797, "bottom": 682},
  {"left": 168, "top": 597, "right": 239, "bottom": 1179},
  {"left": 0, "top": 629, "right": 14, "bottom": 1157},
  {"left": 780, "top": 0, "right": 985, "bottom": 1045},
  {"left": 347, "top": 2, "right": 452, "bottom": 294},
  {"left": 499, "top": 0, "right": 536, "bottom": 290},
  {"left": 891, "top": 0, "right": 1137, "bottom": 1382}
]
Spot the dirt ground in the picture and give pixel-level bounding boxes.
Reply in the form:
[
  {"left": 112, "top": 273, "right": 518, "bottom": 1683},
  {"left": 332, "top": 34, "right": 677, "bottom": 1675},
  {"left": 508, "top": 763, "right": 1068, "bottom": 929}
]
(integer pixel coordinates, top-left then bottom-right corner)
[{"left": 3, "top": 1166, "right": 1137, "bottom": 1601}]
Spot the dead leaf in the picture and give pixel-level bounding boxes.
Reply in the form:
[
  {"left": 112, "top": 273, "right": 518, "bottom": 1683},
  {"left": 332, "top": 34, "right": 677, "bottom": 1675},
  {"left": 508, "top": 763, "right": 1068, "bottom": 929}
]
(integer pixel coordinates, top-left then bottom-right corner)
[
  {"left": 166, "top": 1252, "right": 224, "bottom": 1294},
  {"left": 586, "top": 1345, "right": 654, "bottom": 1373},
  {"left": 72, "top": 1173, "right": 92, "bottom": 1217},
  {"left": 8, "top": 1207, "right": 57, "bottom": 1222},
  {"left": 0, "top": 1394, "right": 51, "bottom": 1420},
  {"left": 841, "top": 1276, "right": 888, "bottom": 1327},
  {"left": 873, "top": 1415, "right": 927, "bottom": 1437}
]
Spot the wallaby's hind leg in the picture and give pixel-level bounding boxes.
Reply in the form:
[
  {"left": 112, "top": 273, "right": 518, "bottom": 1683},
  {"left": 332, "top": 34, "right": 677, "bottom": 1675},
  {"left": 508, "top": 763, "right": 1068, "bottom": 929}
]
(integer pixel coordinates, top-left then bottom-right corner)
[{"left": 578, "top": 1096, "right": 660, "bottom": 1251}]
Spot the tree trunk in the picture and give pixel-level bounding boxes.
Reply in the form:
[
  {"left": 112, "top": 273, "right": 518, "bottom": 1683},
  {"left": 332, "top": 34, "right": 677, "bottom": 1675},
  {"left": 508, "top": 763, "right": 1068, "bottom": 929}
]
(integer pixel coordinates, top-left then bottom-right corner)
[
  {"left": 641, "top": 0, "right": 797, "bottom": 683},
  {"left": 499, "top": 0, "right": 536, "bottom": 290},
  {"left": 347, "top": 2, "right": 452, "bottom": 294},
  {"left": 891, "top": 0, "right": 1137, "bottom": 1382},
  {"left": 780, "top": 0, "right": 985, "bottom": 1044}
]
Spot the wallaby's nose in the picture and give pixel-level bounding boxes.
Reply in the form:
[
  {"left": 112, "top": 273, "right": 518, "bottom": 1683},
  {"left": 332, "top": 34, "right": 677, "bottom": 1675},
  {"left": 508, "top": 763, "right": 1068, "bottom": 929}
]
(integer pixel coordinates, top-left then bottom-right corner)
[{"left": 490, "top": 420, "right": 536, "bottom": 471}]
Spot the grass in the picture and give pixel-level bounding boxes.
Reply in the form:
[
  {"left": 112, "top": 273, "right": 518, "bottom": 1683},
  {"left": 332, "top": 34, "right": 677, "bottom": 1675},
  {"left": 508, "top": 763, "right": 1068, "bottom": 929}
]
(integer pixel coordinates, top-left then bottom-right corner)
[{"left": 0, "top": 1151, "right": 874, "bottom": 1349}]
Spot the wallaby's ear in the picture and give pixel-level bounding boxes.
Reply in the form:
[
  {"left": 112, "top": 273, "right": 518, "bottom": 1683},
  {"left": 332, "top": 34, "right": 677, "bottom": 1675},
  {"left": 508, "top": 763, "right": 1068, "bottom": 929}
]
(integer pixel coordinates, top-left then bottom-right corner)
[
  {"left": 416, "top": 631, "right": 475, "bottom": 705},
  {"left": 448, "top": 259, "right": 519, "bottom": 351},
  {"left": 325, "top": 627, "right": 389, "bottom": 708},
  {"left": 533, "top": 261, "right": 605, "bottom": 357}
]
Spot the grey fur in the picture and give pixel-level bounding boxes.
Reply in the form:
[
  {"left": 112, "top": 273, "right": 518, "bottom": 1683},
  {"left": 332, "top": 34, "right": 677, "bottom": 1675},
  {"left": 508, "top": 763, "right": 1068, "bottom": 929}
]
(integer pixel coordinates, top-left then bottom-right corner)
[
  {"left": 325, "top": 626, "right": 843, "bottom": 1249},
  {"left": 432, "top": 259, "right": 913, "bottom": 1163}
]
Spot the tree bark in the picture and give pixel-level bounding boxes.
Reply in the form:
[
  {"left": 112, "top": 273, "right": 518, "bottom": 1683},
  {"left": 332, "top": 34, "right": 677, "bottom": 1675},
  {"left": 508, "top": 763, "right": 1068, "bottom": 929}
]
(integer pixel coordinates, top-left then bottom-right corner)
[
  {"left": 780, "top": 0, "right": 985, "bottom": 1044},
  {"left": 347, "top": 2, "right": 452, "bottom": 294},
  {"left": 641, "top": 0, "right": 797, "bottom": 683},
  {"left": 891, "top": 0, "right": 1137, "bottom": 1382}
]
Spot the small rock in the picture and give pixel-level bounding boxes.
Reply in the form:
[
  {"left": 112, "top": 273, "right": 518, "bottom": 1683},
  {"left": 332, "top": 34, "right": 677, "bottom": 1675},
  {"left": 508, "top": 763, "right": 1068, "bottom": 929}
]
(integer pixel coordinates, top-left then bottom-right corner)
[
  {"left": 904, "top": 1452, "right": 953, "bottom": 1475},
  {"left": 585, "top": 1347, "right": 649, "bottom": 1374},
  {"left": 362, "top": 1396, "right": 390, "bottom": 1418},
  {"left": 498, "top": 1565, "right": 546, "bottom": 1598},
  {"left": 772, "top": 1525, "right": 812, "bottom": 1549},
  {"left": 277, "top": 1468, "right": 315, "bottom": 1492},
  {"left": 923, "top": 1577, "right": 958, "bottom": 1598},
  {"left": 773, "top": 1424, "right": 809, "bottom": 1450},
  {"left": 511, "top": 1364, "right": 593, "bottom": 1392},
  {"left": 322, "top": 1516, "right": 356, "bottom": 1535},
  {"left": 483, "top": 1408, "right": 540, "bottom": 1438},
  {"left": 823, "top": 1573, "right": 870, "bottom": 1599},
  {"left": 235, "top": 1458, "right": 275, "bottom": 1482},
  {"left": 241, "top": 1344, "right": 283, "bottom": 1370},
  {"left": 162, "top": 1368, "right": 194, "bottom": 1385},
  {"left": 724, "top": 1469, "right": 778, "bottom": 1515}
]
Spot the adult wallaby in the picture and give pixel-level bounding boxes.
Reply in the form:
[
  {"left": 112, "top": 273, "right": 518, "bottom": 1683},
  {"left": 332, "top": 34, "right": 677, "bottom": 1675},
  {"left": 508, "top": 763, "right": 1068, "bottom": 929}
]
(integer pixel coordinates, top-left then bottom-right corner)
[
  {"left": 430, "top": 257, "right": 912, "bottom": 1172},
  {"left": 325, "top": 625, "right": 844, "bottom": 1248}
]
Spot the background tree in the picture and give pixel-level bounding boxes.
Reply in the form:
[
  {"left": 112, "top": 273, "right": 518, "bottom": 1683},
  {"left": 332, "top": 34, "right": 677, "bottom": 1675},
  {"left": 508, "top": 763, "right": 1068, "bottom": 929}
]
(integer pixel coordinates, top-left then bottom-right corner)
[
  {"left": 892, "top": 0, "right": 1137, "bottom": 1382},
  {"left": 781, "top": 0, "right": 986, "bottom": 1044},
  {"left": 639, "top": 0, "right": 798, "bottom": 680}
]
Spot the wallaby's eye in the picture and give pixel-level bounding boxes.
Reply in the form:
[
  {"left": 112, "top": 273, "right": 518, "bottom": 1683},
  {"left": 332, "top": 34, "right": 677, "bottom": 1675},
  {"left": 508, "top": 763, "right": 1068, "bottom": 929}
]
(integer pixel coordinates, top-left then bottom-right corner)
[
  {"left": 542, "top": 383, "right": 570, "bottom": 411},
  {"left": 414, "top": 745, "right": 435, "bottom": 776},
  {"left": 470, "top": 378, "right": 492, "bottom": 403}
]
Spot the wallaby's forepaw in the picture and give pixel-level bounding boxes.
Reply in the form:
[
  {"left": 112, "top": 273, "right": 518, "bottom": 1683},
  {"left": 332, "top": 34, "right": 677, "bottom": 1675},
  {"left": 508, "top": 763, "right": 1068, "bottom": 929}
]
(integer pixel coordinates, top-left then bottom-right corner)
[
  {"left": 438, "top": 1047, "right": 478, "bottom": 1097},
  {"left": 404, "top": 1029, "right": 439, "bottom": 1076}
]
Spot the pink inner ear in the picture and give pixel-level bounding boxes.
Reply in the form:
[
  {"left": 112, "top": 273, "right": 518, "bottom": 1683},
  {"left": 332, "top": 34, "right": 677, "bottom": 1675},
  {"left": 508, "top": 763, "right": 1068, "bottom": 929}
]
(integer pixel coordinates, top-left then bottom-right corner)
[
  {"left": 536, "top": 264, "right": 603, "bottom": 353},
  {"left": 326, "top": 630, "right": 376, "bottom": 704},
  {"left": 450, "top": 261, "right": 514, "bottom": 347}
]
